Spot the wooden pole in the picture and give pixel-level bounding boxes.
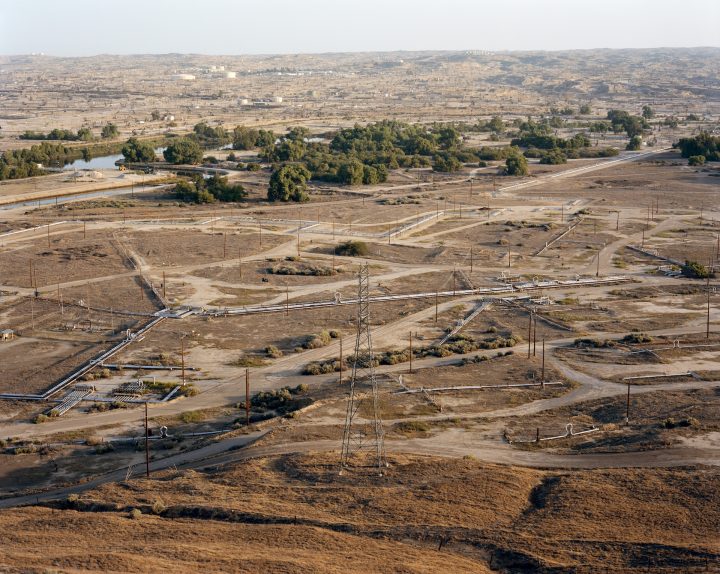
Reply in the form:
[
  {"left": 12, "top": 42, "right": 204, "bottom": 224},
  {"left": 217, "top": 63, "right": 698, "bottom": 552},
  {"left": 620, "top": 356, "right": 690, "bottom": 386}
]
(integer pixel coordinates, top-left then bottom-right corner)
[
  {"left": 83, "top": 221, "right": 86, "bottom": 239},
  {"left": 245, "top": 368, "right": 250, "bottom": 425},
  {"left": 144, "top": 401, "right": 150, "bottom": 478},
  {"left": 259, "top": 218, "right": 262, "bottom": 247},
  {"left": 596, "top": 248, "right": 601, "bottom": 277},
  {"left": 527, "top": 311, "right": 532, "bottom": 359},
  {"left": 409, "top": 331, "right": 413, "bottom": 373},
  {"left": 339, "top": 336, "right": 343, "bottom": 384},
  {"left": 162, "top": 271, "right": 166, "bottom": 299},
  {"left": 470, "top": 247, "right": 473, "bottom": 273},
  {"left": 625, "top": 382, "right": 631, "bottom": 426},
  {"left": 533, "top": 314, "right": 537, "bottom": 357},
  {"left": 508, "top": 248, "right": 511, "bottom": 268},
  {"left": 286, "top": 285, "right": 289, "bottom": 316},
  {"left": 707, "top": 272, "right": 712, "bottom": 339},
  {"left": 181, "top": 336, "right": 186, "bottom": 385},
  {"left": 435, "top": 290, "right": 438, "bottom": 323},
  {"left": 541, "top": 338, "right": 545, "bottom": 387},
  {"left": 616, "top": 211, "right": 620, "bottom": 231}
]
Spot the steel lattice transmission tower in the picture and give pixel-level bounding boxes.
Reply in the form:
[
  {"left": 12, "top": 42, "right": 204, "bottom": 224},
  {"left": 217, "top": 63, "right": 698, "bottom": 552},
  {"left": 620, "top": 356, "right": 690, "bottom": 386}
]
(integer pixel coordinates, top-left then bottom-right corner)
[{"left": 340, "top": 263, "right": 387, "bottom": 473}]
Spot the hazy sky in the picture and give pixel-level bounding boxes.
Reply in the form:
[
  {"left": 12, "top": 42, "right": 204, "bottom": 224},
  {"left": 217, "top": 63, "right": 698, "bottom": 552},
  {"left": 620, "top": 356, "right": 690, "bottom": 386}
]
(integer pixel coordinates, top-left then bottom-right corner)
[{"left": 1, "top": 0, "right": 718, "bottom": 56}]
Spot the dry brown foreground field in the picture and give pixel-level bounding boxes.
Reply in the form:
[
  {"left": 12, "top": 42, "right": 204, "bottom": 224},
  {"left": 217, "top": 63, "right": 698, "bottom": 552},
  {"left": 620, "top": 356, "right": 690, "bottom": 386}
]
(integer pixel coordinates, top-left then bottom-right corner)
[{"left": 0, "top": 454, "right": 717, "bottom": 573}]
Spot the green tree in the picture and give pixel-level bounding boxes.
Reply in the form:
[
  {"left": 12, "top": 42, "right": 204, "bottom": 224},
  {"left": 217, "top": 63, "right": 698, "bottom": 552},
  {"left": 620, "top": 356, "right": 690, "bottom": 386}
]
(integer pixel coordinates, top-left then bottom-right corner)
[
  {"left": 286, "top": 126, "right": 311, "bottom": 142},
  {"left": 76, "top": 127, "right": 94, "bottom": 141},
  {"left": 488, "top": 116, "right": 505, "bottom": 133},
  {"left": 268, "top": 164, "right": 311, "bottom": 202},
  {"left": 432, "top": 152, "right": 463, "bottom": 172},
  {"left": 337, "top": 159, "right": 365, "bottom": 185},
  {"left": 233, "top": 126, "right": 260, "bottom": 150},
  {"left": 642, "top": 105, "right": 655, "bottom": 120},
  {"left": 688, "top": 155, "right": 706, "bottom": 166},
  {"left": 504, "top": 154, "right": 528, "bottom": 176},
  {"left": 101, "top": 123, "right": 119, "bottom": 139},
  {"left": 163, "top": 138, "right": 204, "bottom": 164},
  {"left": 626, "top": 136, "right": 642, "bottom": 151},
  {"left": 540, "top": 149, "right": 567, "bottom": 164},
  {"left": 122, "top": 138, "right": 156, "bottom": 162},
  {"left": 579, "top": 104, "right": 592, "bottom": 115}
]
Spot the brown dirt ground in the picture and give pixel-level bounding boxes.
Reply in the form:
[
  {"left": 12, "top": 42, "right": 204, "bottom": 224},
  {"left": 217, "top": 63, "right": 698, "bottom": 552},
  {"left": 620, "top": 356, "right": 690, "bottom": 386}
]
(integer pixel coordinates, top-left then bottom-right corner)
[
  {"left": 0, "top": 229, "right": 132, "bottom": 288},
  {"left": 0, "top": 454, "right": 715, "bottom": 572},
  {"left": 506, "top": 387, "right": 720, "bottom": 453}
]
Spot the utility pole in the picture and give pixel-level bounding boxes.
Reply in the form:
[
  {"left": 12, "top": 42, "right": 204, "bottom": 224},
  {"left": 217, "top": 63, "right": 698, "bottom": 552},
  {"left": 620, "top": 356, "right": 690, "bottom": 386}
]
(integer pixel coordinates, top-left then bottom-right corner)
[
  {"left": 408, "top": 332, "right": 413, "bottom": 373},
  {"left": 297, "top": 224, "right": 301, "bottom": 257},
  {"left": 245, "top": 368, "right": 250, "bottom": 425},
  {"left": 707, "top": 271, "right": 712, "bottom": 339},
  {"left": 533, "top": 313, "right": 537, "bottom": 357},
  {"left": 435, "top": 290, "right": 438, "bottom": 323},
  {"left": 625, "top": 383, "right": 631, "bottom": 426},
  {"left": 339, "top": 336, "right": 343, "bottom": 384},
  {"left": 596, "top": 248, "right": 601, "bottom": 277},
  {"left": 181, "top": 335, "right": 186, "bottom": 386},
  {"left": 83, "top": 221, "right": 86, "bottom": 239},
  {"left": 527, "top": 311, "right": 533, "bottom": 359},
  {"left": 616, "top": 211, "right": 620, "bottom": 231},
  {"left": 258, "top": 218, "right": 262, "bottom": 247},
  {"left": 541, "top": 339, "right": 546, "bottom": 387},
  {"left": 470, "top": 247, "right": 473, "bottom": 273},
  {"left": 286, "top": 285, "right": 289, "bottom": 316},
  {"left": 507, "top": 248, "right": 511, "bottom": 268},
  {"left": 162, "top": 271, "right": 166, "bottom": 300},
  {"left": 144, "top": 401, "right": 150, "bottom": 478}
]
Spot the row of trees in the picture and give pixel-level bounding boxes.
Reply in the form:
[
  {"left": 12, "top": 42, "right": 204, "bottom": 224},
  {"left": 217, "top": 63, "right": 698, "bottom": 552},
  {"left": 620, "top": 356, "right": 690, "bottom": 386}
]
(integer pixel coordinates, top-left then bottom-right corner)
[
  {"left": 0, "top": 141, "right": 83, "bottom": 180},
  {"left": 174, "top": 174, "right": 246, "bottom": 204},
  {"left": 675, "top": 133, "right": 720, "bottom": 162},
  {"left": 19, "top": 123, "right": 119, "bottom": 142}
]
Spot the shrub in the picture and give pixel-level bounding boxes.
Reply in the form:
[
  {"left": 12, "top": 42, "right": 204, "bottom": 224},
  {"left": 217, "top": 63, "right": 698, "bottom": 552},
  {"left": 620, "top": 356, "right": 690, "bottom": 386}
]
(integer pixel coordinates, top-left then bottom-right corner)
[
  {"left": 681, "top": 260, "right": 711, "bottom": 279},
  {"left": 128, "top": 508, "right": 142, "bottom": 520},
  {"left": 151, "top": 499, "right": 166, "bottom": 515},
  {"left": 180, "top": 410, "right": 204, "bottom": 424},
  {"left": 265, "top": 345, "right": 283, "bottom": 358},
  {"left": 620, "top": 333, "right": 653, "bottom": 345},
  {"left": 303, "top": 330, "right": 332, "bottom": 349},
  {"left": 94, "top": 442, "right": 115, "bottom": 454},
  {"left": 395, "top": 421, "right": 431, "bottom": 433},
  {"left": 688, "top": 155, "right": 705, "bottom": 166},
  {"left": 33, "top": 414, "right": 49, "bottom": 424},
  {"left": 335, "top": 240, "right": 369, "bottom": 257}
]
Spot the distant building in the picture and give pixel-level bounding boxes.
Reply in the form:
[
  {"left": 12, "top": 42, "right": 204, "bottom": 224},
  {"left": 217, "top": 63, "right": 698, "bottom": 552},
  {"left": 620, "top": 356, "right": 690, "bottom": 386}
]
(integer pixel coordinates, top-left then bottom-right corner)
[
  {"left": 171, "top": 74, "right": 196, "bottom": 81},
  {"left": 0, "top": 329, "right": 15, "bottom": 341}
]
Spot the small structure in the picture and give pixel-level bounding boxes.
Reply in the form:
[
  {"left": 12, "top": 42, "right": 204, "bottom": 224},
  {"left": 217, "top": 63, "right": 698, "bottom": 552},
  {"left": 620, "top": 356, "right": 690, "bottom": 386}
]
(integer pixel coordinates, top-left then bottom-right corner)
[{"left": 0, "top": 329, "right": 15, "bottom": 341}]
